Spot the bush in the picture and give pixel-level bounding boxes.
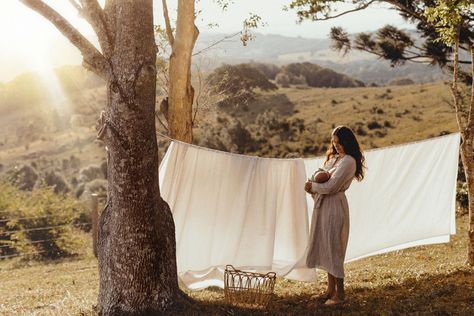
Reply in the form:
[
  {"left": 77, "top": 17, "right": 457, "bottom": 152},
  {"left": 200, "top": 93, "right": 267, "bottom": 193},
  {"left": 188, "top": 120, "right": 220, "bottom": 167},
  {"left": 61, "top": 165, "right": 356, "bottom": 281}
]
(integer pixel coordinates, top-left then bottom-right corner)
[
  {"left": 367, "top": 121, "right": 383, "bottom": 130},
  {"left": 389, "top": 78, "right": 415, "bottom": 86},
  {"left": 79, "top": 164, "right": 105, "bottom": 182},
  {"left": 275, "top": 72, "right": 290, "bottom": 87},
  {"left": 44, "top": 171, "right": 70, "bottom": 194},
  {"left": 280, "top": 62, "right": 365, "bottom": 88},
  {"left": 5, "top": 165, "right": 38, "bottom": 191},
  {"left": 0, "top": 182, "right": 88, "bottom": 260}
]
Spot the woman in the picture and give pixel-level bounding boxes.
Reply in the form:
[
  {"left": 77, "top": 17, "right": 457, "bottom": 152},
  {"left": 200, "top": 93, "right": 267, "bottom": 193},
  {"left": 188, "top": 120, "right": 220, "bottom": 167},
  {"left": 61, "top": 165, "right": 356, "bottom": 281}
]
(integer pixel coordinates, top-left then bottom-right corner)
[{"left": 304, "top": 125, "right": 365, "bottom": 306}]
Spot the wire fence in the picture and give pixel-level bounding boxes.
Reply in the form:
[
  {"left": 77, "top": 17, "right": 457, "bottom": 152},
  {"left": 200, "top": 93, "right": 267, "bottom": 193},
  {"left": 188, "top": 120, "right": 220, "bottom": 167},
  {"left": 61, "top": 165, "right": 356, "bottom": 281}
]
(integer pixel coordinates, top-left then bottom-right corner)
[{"left": 0, "top": 195, "right": 100, "bottom": 260}]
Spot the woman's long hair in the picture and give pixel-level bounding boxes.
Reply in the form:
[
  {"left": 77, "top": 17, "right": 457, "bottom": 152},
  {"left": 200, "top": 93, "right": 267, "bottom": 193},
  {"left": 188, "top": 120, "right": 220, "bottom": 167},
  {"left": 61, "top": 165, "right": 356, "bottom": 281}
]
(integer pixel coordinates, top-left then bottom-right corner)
[{"left": 325, "top": 125, "right": 365, "bottom": 181}]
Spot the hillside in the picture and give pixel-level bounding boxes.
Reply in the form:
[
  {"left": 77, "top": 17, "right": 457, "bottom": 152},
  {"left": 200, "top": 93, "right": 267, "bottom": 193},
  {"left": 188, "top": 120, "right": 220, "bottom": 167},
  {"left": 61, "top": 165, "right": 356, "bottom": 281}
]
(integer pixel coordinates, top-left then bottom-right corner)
[
  {"left": 0, "top": 65, "right": 457, "bottom": 197},
  {"left": 192, "top": 81, "right": 456, "bottom": 158}
]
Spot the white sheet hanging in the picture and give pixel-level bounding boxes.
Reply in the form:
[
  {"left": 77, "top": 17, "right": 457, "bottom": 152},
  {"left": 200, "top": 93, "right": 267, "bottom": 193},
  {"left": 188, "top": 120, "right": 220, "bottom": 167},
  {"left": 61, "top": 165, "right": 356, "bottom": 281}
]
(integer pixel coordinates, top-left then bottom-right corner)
[
  {"left": 159, "top": 143, "right": 309, "bottom": 289},
  {"left": 159, "top": 133, "right": 459, "bottom": 289},
  {"left": 303, "top": 133, "right": 459, "bottom": 262}
]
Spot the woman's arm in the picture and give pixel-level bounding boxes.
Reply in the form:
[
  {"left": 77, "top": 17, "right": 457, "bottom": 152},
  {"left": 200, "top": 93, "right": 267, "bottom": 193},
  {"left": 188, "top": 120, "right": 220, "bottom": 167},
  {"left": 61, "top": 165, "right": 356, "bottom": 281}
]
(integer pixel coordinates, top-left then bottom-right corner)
[{"left": 310, "top": 156, "right": 356, "bottom": 195}]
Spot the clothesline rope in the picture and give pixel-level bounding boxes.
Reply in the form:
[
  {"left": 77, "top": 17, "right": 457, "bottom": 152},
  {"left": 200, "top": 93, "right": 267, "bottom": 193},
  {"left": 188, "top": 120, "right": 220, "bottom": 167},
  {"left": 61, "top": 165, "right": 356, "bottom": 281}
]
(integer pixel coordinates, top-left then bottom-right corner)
[{"left": 156, "top": 130, "right": 459, "bottom": 160}]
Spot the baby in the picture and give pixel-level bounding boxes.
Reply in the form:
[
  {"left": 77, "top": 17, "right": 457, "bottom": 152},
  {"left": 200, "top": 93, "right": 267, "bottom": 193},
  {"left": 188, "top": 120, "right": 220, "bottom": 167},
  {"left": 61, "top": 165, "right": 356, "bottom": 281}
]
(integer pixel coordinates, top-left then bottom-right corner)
[{"left": 310, "top": 167, "right": 335, "bottom": 183}]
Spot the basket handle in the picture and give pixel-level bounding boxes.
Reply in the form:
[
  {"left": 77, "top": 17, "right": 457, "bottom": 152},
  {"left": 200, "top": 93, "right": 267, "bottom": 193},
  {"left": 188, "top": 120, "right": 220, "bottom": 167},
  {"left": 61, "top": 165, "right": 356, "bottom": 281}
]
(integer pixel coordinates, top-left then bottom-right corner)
[
  {"left": 226, "top": 265, "right": 276, "bottom": 277},
  {"left": 264, "top": 272, "right": 276, "bottom": 278},
  {"left": 225, "top": 264, "right": 239, "bottom": 272}
]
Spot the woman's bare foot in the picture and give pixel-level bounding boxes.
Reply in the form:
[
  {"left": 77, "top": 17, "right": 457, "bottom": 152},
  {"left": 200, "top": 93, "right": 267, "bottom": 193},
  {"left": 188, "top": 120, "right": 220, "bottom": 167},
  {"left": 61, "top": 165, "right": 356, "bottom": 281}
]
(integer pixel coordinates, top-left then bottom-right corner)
[
  {"left": 324, "top": 298, "right": 344, "bottom": 306},
  {"left": 316, "top": 290, "right": 333, "bottom": 301}
]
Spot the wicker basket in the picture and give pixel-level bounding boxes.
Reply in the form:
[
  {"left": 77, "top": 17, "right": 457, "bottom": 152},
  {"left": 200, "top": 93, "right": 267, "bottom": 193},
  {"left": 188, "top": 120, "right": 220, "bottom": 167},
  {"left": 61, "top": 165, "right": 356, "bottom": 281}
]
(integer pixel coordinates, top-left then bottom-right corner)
[{"left": 224, "top": 265, "right": 276, "bottom": 309}]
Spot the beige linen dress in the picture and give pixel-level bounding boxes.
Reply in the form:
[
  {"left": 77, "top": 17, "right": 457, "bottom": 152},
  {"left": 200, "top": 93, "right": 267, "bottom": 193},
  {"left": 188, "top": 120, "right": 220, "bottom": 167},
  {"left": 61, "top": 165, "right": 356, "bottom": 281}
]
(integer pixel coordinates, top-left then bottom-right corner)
[{"left": 306, "top": 154, "right": 356, "bottom": 278}]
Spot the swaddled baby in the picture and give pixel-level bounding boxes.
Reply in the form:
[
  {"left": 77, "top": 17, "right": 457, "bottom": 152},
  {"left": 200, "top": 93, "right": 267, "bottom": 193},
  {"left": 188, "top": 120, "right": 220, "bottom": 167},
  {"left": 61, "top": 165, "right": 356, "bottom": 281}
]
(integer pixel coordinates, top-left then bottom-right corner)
[{"left": 310, "top": 167, "right": 335, "bottom": 183}]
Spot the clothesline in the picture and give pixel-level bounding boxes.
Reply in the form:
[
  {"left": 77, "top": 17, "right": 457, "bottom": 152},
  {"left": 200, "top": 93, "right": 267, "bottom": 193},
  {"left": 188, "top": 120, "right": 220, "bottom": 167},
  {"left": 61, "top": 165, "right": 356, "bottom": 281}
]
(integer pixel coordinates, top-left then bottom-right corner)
[{"left": 156, "top": 130, "right": 459, "bottom": 160}]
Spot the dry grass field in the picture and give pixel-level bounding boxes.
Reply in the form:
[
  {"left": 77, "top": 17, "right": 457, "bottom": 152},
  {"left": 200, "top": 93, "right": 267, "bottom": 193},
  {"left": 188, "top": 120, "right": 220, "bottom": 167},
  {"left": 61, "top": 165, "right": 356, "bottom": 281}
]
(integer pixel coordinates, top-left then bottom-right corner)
[{"left": 0, "top": 214, "right": 472, "bottom": 315}]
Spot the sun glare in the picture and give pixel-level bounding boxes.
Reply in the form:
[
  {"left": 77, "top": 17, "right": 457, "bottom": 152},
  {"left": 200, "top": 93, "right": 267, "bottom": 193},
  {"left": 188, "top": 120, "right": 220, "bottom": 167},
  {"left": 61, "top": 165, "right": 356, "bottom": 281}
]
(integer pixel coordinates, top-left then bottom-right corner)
[{"left": 0, "top": 1, "right": 99, "bottom": 115}]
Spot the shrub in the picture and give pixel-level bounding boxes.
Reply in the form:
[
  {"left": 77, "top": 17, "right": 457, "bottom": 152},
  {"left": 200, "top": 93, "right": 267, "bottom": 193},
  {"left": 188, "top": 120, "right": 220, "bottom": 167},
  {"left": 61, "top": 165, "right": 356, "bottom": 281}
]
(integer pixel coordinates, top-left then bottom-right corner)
[
  {"left": 367, "top": 121, "right": 383, "bottom": 130},
  {"left": 5, "top": 165, "right": 38, "bottom": 191},
  {"left": 43, "top": 171, "right": 70, "bottom": 194},
  {"left": 389, "top": 78, "right": 415, "bottom": 86},
  {"left": 384, "top": 120, "right": 394, "bottom": 128},
  {"left": 79, "top": 164, "right": 105, "bottom": 182},
  {"left": 0, "top": 182, "right": 88, "bottom": 260},
  {"left": 275, "top": 72, "right": 291, "bottom": 87},
  {"left": 281, "top": 62, "right": 365, "bottom": 88},
  {"left": 355, "top": 125, "right": 368, "bottom": 136}
]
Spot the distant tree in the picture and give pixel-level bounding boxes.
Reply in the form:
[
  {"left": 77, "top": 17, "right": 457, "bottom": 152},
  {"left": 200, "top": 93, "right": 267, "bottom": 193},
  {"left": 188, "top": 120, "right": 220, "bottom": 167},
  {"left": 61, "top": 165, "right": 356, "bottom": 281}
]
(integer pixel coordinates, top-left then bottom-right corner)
[
  {"left": 281, "top": 62, "right": 365, "bottom": 87},
  {"left": 248, "top": 62, "right": 281, "bottom": 80},
  {"left": 276, "top": 72, "right": 291, "bottom": 87},
  {"left": 207, "top": 64, "right": 278, "bottom": 108}
]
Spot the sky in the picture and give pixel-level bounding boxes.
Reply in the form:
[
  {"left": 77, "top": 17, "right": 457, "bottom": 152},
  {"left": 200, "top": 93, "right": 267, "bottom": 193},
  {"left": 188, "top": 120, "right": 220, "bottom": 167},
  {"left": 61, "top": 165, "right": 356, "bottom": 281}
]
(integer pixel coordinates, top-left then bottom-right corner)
[{"left": 0, "top": 0, "right": 411, "bottom": 83}]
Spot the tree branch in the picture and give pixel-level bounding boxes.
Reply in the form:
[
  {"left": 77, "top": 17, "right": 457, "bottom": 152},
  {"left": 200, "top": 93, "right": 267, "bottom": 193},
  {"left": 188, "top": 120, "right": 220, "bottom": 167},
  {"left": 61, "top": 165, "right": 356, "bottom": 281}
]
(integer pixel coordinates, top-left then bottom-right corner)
[
  {"left": 468, "top": 44, "right": 474, "bottom": 134},
  {"left": 192, "top": 63, "right": 204, "bottom": 125},
  {"left": 452, "top": 26, "right": 468, "bottom": 132},
  {"left": 19, "top": 0, "right": 109, "bottom": 79},
  {"left": 102, "top": 0, "right": 117, "bottom": 48},
  {"left": 384, "top": 0, "right": 424, "bottom": 20},
  {"left": 78, "top": 0, "right": 113, "bottom": 56},
  {"left": 67, "top": 0, "right": 81, "bottom": 12},
  {"left": 162, "top": 0, "right": 175, "bottom": 45},
  {"left": 309, "top": 0, "right": 377, "bottom": 21},
  {"left": 192, "top": 31, "right": 241, "bottom": 56}
]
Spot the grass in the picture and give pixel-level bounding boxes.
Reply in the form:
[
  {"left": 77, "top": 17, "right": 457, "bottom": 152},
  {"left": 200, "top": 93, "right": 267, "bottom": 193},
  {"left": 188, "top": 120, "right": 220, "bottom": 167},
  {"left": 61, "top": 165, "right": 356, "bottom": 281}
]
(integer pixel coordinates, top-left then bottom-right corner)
[
  {"left": 0, "top": 214, "right": 472, "bottom": 315},
  {"left": 272, "top": 82, "right": 457, "bottom": 149}
]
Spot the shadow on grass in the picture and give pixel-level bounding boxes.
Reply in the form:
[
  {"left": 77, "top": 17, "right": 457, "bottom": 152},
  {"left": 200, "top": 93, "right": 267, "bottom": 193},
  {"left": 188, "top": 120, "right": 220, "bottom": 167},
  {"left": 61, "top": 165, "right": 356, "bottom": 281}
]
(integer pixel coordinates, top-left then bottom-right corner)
[{"left": 170, "top": 268, "right": 474, "bottom": 315}]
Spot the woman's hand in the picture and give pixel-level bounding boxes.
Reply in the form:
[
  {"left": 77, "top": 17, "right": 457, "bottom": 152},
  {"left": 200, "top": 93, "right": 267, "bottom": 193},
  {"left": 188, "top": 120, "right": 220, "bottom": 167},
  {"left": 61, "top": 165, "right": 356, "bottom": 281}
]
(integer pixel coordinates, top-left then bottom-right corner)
[{"left": 304, "top": 181, "right": 313, "bottom": 193}]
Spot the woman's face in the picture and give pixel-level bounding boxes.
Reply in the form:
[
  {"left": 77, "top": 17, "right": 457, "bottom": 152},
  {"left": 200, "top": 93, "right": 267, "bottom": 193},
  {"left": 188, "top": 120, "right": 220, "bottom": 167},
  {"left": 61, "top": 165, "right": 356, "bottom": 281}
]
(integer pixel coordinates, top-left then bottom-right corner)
[{"left": 332, "top": 135, "right": 345, "bottom": 155}]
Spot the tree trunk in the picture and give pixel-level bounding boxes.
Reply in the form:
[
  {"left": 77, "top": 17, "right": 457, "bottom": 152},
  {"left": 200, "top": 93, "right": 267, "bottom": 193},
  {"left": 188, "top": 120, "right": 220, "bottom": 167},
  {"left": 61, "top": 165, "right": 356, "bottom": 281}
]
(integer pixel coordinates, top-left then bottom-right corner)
[
  {"left": 468, "top": 45, "right": 474, "bottom": 266},
  {"left": 97, "top": 1, "right": 181, "bottom": 314},
  {"left": 168, "top": 0, "right": 199, "bottom": 143},
  {"left": 460, "top": 135, "right": 474, "bottom": 265}
]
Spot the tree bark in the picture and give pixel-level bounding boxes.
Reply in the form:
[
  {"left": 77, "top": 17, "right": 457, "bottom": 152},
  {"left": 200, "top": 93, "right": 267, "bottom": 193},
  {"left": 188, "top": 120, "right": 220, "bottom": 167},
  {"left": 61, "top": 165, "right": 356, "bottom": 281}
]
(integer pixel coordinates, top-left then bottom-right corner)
[
  {"left": 167, "top": 0, "right": 199, "bottom": 143},
  {"left": 453, "top": 38, "right": 474, "bottom": 266},
  {"left": 460, "top": 137, "right": 474, "bottom": 265},
  {"left": 95, "top": 1, "right": 182, "bottom": 314},
  {"left": 468, "top": 45, "right": 474, "bottom": 266}
]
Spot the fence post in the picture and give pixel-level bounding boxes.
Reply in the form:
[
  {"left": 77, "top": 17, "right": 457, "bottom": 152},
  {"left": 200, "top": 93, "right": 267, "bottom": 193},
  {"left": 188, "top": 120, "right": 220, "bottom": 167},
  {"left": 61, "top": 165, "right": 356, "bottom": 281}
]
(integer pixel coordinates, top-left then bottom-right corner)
[{"left": 91, "top": 193, "right": 98, "bottom": 258}]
